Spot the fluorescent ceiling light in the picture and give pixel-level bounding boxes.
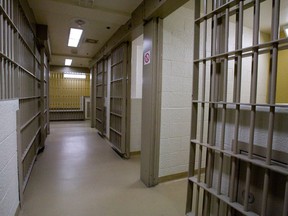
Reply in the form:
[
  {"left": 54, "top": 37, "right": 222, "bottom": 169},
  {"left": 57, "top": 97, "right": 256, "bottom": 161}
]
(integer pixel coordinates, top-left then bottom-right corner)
[
  {"left": 68, "top": 28, "right": 83, "bottom": 47},
  {"left": 284, "top": 25, "right": 288, "bottom": 37},
  {"left": 65, "top": 59, "right": 72, "bottom": 66},
  {"left": 64, "top": 73, "right": 86, "bottom": 79}
]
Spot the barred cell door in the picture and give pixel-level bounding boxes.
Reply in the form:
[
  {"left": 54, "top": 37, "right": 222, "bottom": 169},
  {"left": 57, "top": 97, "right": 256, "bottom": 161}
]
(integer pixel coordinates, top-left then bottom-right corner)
[
  {"left": 109, "top": 43, "right": 129, "bottom": 157},
  {"left": 186, "top": 0, "right": 288, "bottom": 216},
  {"left": 95, "top": 59, "right": 105, "bottom": 135}
]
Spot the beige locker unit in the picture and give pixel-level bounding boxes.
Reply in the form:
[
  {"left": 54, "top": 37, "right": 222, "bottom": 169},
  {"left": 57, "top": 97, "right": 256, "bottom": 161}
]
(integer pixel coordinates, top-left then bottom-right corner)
[
  {"left": 109, "top": 43, "right": 128, "bottom": 157},
  {"left": 0, "top": 0, "right": 50, "bottom": 198},
  {"left": 186, "top": 0, "right": 288, "bottom": 216},
  {"left": 95, "top": 59, "right": 105, "bottom": 135}
]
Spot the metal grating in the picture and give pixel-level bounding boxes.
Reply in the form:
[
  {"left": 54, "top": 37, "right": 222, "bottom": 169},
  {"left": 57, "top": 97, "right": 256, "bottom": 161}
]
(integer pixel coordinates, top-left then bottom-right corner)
[{"left": 186, "top": 0, "right": 288, "bottom": 216}]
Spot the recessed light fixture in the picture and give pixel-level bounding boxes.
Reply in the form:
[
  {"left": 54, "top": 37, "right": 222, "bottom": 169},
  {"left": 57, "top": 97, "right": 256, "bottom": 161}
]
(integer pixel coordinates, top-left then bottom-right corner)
[
  {"left": 68, "top": 28, "right": 83, "bottom": 47},
  {"left": 65, "top": 59, "right": 72, "bottom": 66},
  {"left": 284, "top": 25, "right": 288, "bottom": 37},
  {"left": 64, "top": 73, "right": 86, "bottom": 79}
]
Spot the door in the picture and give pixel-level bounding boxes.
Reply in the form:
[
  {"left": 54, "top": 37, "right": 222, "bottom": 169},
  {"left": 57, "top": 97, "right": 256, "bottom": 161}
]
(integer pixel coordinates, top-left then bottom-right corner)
[
  {"left": 109, "top": 43, "right": 129, "bottom": 156},
  {"left": 85, "top": 97, "right": 91, "bottom": 119},
  {"left": 186, "top": 1, "right": 288, "bottom": 216},
  {"left": 95, "top": 59, "right": 105, "bottom": 135}
]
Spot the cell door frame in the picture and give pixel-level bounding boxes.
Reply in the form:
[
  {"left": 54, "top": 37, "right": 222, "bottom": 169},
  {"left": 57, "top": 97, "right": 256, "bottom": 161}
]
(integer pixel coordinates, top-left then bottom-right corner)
[
  {"left": 186, "top": 0, "right": 288, "bottom": 216},
  {"left": 109, "top": 42, "right": 131, "bottom": 158},
  {"left": 95, "top": 58, "right": 106, "bottom": 135}
]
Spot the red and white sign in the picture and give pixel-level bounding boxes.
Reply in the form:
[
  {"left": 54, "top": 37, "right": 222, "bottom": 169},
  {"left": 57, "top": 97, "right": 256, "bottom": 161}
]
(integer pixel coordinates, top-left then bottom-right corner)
[{"left": 144, "top": 50, "right": 151, "bottom": 65}]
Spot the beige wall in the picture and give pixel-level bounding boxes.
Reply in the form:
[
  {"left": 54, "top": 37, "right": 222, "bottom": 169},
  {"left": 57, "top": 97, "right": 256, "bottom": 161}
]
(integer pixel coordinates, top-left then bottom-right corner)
[
  {"left": 276, "top": 49, "right": 288, "bottom": 103},
  {"left": 160, "top": 2, "right": 194, "bottom": 177},
  {"left": 49, "top": 67, "right": 90, "bottom": 109}
]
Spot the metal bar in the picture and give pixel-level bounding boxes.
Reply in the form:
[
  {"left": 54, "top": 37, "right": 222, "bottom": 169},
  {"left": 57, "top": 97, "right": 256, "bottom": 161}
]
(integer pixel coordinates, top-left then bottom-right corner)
[
  {"left": 203, "top": 3, "right": 215, "bottom": 216},
  {"left": 196, "top": 1, "right": 208, "bottom": 214},
  {"left": 261, "top": 0, "right": 280, "bottom": 214},
  {"left": 229, "top": 0, "right": 243, "bottom": 203},
  {"left": 283, "top": 176, "right": 288, "bottom": 216},
  {"left": 189, "top": 177, "right": 259, "bottom": 216},
  {"left": 217, "top": 6, "right": 229, "bottom": 196},
  {"left": 203, "top": 1, "right": 218, "bottom": 214},
  {"left": 193, "top": 37, "right": 288, "bottom": 63},
  {"left": 261, "top": 170, "right": 270, "bottom": 216},
  {"left": 191, "top": 140, "right": 288, "bottom": 176},
  {"left": 207, "top": 0, "right": 218, "bottom": 186},
  {"left": 186, "top": 0, "right": 201, "bottom": 214},
  {"left": 244, "top": 0, "right": 260, "bottom": 211},
  {"left": 191, "top": 100, "right": 288, "bottom": 108},
  {"left": 195, "top": 0, "right": 240, "bottom": 24}
]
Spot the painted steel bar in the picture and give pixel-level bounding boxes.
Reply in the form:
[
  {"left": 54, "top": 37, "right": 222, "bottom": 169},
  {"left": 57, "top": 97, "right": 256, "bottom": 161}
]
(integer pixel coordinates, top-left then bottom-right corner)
[
  {"left": 195, "top": 0, "right": 240, "bottom": 24},
  {"left": 186, "top": 0, "right": 201, "bottom": 213},
  {"left": 198, "top": 0, "right": 207, "bottom": 181},
  {"left": 243, "top": 0, "right": 260, "bottom": 211},
  {"left": 193, "top": 37, "right": 288, "bottom": 63},
  {"left": 203, "top": 1, "right": 218, "bottom": 215},
  {"left": 217, "top": 6, "right": 229, "bottom": 197},
  {"left": 195, "top": 0, "right": 268, "bottom": 24},
  {"left": 261, "top": 0, "right": 280, "bottom": 215},
  {"left": 229, "top": 0, "right": 243, "bottom": 204},
  {"left": 191, "top": 139, "right": 288, "bottom": 176},
  {"left": 191, "top": 100, "right": 288, "bottom": 109},
  {"left": 0, "top": 13, "right": 3, "bottom": 54},
  {"left": 195, "top": 0, "right": 208, "bottom": 213},
  {"left": 283, "top": 176, "right": 288, "bottom": 216},
  {"left": 206, "top": 0, "right": 218, "bottom": 187},
  {"left": 189, "top": 177, "right": 259, "bottom": 216}
]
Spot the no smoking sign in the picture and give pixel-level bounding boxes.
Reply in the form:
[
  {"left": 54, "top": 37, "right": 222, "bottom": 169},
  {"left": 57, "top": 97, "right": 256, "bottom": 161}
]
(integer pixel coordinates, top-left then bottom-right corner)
[{"left": 144, "top": 50, "right": 151, "bottom": 65}]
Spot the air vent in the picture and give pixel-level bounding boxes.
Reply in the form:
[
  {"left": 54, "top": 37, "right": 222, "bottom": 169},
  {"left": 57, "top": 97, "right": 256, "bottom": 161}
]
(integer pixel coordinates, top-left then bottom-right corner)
[
  {"left": 78, "top": 0, "right": 94, "bottom": 7},
  {"left": 71, "top": 49, "right": 78, "bottom": 54},
  {"left": 75, "top": 19, "right": 86, "bottom": 26},
  {"left": 85, "top": 38, "right": 98, "bottom": 44}
]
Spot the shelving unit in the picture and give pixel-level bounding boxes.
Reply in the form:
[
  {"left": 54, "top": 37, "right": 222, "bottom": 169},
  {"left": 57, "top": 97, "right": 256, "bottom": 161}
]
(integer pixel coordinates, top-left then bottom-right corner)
[{"left": 186, "top": 0, "right": 288, "bottom": 215}]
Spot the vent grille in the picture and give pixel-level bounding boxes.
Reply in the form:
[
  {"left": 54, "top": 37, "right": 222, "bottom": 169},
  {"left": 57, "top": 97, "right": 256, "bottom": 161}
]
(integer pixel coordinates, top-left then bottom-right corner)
[
  {"left": 85, "top": 38, "right": 98, "bottom": 44},
  {"left": 78, "top": 0, "right": 94, "bottom": 7}
]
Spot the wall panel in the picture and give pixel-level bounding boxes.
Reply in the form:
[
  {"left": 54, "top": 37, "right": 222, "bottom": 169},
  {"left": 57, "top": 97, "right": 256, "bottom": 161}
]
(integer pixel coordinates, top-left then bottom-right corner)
[{"left": 49, "top": 67, "right": 90, "bottom": 121}]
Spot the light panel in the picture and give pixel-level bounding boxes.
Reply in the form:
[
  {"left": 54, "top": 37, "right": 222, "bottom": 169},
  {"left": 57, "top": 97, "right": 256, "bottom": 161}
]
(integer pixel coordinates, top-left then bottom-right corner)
[
  {"left": 65, "top": 59, "right": 72, "bottom": 66},
  {"left": 64, "top": 73, "right": 86, "bottom": 79},
  {"left": 68, "top": 28, "right": 83, "bottom": 47}
]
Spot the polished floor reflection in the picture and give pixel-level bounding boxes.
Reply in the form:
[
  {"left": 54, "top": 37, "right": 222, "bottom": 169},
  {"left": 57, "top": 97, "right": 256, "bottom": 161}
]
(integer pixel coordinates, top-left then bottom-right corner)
[{"left": 19, "top": 121, "right": 186, "bottom": 216}]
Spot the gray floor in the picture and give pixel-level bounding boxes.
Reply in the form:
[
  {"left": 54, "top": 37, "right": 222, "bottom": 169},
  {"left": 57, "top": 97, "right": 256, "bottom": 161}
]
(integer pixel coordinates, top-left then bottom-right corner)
[{"left": 20, "top": 121, "right": 187, "bottom": 216}]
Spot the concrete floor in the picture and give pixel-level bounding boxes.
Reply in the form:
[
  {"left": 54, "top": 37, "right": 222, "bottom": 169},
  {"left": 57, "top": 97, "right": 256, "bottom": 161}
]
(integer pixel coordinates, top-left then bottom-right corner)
[{"left": 19, "top": 121, "right": 187, "bottom": 216}]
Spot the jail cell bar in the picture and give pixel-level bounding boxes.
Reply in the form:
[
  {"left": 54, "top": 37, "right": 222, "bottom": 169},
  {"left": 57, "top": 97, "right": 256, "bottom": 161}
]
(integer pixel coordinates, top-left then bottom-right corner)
[
  {"left": 186, "top": 0, "right": 288, "bottom": 216},
  {"left": 0, "top": 0, "right": 49, "bottom": 193},
  {"left": 95, "top": 59, "right": 105, "bottom": 135},
  {"left": 109, "top": 43, "right": 128, "bottom": 156}
]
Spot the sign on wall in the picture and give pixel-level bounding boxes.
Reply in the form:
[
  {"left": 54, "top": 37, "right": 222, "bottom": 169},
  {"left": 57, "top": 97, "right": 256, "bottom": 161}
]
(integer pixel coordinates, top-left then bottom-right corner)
[{"left": 144, "top": 50, "right": 151, "bottom": 65}]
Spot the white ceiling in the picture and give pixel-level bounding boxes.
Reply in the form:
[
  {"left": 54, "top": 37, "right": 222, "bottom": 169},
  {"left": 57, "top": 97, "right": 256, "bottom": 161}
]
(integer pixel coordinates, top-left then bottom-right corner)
[
  {"left": 28, "top": 0, "right": 143, "bottom": 68},
  {"left": 28, "top": 0, "right": 288, "bottom": 68}
]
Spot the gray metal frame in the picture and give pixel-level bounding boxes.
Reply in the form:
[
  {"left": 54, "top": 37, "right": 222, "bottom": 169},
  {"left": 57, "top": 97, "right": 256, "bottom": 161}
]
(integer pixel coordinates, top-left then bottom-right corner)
[
  {"left": 95, "top": 58, "right": 105, "bottom": 135},
  {"left": 186, "top": 0, "right": 288, "bottom": 215},
  {"left": 140, "top": 18, "right": 163, "bottom": 187},
  {"left": 109, "top": 43, "right": 129, "bottom": 156}
]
